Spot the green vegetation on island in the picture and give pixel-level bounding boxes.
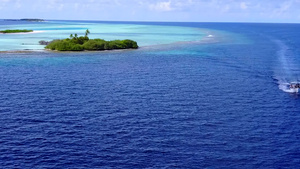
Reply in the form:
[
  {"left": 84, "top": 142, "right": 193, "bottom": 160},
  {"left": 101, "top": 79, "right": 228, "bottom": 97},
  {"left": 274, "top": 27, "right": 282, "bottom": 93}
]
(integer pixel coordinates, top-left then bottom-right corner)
[
  {"left": 20, "top": 19, "right": 44, "bottom": 22},
  {"left": 0, "top": 29, "right": 33, "bottom": 33},
  {"left": 45, "top": 29, "right": 138, "bottom": 51},
  {"left": 4, "top": 19, "right": 44, "bottom": 22}
]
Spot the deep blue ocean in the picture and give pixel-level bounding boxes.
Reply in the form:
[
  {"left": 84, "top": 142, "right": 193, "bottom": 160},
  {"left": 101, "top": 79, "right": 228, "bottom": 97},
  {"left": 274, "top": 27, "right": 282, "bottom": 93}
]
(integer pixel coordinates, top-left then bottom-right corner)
[{"left": 0, "top": 21, "right": 300, "bottom": 168}]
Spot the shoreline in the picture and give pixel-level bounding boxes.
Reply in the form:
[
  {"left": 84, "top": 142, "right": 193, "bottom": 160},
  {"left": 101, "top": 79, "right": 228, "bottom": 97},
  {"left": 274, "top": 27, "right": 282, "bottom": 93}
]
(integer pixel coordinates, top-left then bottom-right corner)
[
  {"left": 0, "top": 36, "right": 217, "bottom": 54},
  {"left": 0, "top": 50, "right": 38, "bottom": 54},
  {"left": 0, "top": 48, "right": 139, "bottom": 54},
  {"left": 0, "top": 33, "right": 219, "bottom": 53}
]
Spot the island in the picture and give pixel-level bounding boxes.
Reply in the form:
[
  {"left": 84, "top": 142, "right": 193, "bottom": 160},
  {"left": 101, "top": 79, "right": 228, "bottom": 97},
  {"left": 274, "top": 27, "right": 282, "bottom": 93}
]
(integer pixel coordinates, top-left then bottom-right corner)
[
  {"left": 20, "top": 19, "right": 44, "bottom": 22},
  {"left": 44, "top": 29, "right": 138, "bottom": 51},
  {"left": 0, "top": 29, "right": 33, "bottom": 33},
  {"left": 4, "top": 19, "right": 44, "bottom": 22}
]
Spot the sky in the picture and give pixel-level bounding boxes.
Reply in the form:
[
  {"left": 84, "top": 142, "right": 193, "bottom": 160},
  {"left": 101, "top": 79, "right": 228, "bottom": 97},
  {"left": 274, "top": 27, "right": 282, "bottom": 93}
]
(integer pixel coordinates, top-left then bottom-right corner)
[{"left": 0, "top": 0, "right": 300, "bottom": 23}]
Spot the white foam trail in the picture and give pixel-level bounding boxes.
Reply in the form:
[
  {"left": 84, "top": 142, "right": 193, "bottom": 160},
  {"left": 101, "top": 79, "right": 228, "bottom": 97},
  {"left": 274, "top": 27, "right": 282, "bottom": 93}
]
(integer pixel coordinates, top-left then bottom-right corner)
[
  {"left": 273, "top": 40, "right": 300, "bottom": 93},
  {"left": 275, "top": 40, "right": 292, "bottom": 77},
  {"left": 278, "top": 80, "right": 293, "bottom": 93}
]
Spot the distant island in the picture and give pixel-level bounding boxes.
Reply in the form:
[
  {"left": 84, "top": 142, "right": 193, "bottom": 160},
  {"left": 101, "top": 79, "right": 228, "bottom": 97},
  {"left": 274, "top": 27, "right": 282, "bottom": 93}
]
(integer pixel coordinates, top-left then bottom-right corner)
[
  {"left": 0, "top": 29, "right": 33, "bottom": 33},
  {"left": 43, "top": 29, "right": 138, "bottom": 51},
  {"left": 21, "top": 19, "right": 44, "bottom": 22},
  {"left": 4, "top": 19, "right": 44, "bottom": 22}
]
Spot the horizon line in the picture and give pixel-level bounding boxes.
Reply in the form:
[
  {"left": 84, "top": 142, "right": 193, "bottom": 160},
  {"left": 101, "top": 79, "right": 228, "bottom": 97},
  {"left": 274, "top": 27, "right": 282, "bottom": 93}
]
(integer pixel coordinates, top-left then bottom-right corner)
[{"left": 1, "top": 18, "right": 300, "bottom": 24}]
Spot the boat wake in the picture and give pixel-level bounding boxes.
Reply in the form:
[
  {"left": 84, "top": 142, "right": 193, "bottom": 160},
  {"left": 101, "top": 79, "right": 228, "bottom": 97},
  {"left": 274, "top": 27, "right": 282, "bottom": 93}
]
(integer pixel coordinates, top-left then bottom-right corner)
[{"left": 273, "top": 40, "right": 300, "bottom": 93}]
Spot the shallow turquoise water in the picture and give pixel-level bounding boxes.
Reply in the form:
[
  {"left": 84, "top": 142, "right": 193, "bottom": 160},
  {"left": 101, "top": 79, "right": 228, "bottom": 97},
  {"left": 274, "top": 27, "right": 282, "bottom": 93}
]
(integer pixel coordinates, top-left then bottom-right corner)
[{"left": 0, "top": 20, "right": 209, "bottom": 51}]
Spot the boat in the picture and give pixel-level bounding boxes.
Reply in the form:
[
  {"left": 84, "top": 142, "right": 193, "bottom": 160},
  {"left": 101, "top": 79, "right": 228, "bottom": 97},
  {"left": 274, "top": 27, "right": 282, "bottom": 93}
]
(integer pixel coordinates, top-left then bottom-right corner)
[{"left": 289, "top": 82, "right": 300, "bottom": 93}]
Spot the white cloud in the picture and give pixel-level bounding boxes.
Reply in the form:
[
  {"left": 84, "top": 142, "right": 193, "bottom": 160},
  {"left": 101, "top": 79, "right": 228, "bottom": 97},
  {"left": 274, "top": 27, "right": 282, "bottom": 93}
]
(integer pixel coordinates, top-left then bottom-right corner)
[
  {"left": 114, "top": 0, "right": 121, "bottom": 6},
  {"left": 278, "top": 1, "right": 292, "bottom": 13},
  {"left": 57, "top": 3, "right": 64, "bottom": 11},
  {"left": 0, "top": 0, "right": 10, "bottom": 9},
  {"left": 271, "top": 1, "right": 293, "bottom": 17},
  {"left": 15, "top": 0, "right": 21, "bottom": 9},
  {"left": 74, "top": 3, "right": 79, "bottom": 10},
  {"left": 222, "top": 4, "right": 230, "bottom": 13},
  {"left": 1, "top": 0, "right": 300, "bottom": 22},
  {"left": 45, "top": 0, "right": 67, "bottom": 11},
  {"left": 149, "top": 1, "right": 173, "bottom": 11},
  {"left": 47, "top": 0, "right": 58, "bottom": 9},
  {"left": 240, "top": 2, "right": 248, "bottom": 10}
]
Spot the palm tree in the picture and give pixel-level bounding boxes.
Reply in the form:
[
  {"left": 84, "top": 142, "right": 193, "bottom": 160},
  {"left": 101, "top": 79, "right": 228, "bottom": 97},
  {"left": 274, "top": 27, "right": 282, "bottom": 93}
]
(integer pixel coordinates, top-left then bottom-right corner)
[
  {"left": 85, "top": 29, "right": 90, "bottom": 37},
  {"left": 74, "top": 33, "right": 78, "bottom": 38},
  {"left": 70, "top": 34, "right": 74, "bottom": 39}
]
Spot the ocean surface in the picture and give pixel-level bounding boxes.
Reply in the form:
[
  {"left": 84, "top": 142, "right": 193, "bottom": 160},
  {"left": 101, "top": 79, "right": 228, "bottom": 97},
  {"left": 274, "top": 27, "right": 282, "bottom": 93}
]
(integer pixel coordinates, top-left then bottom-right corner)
[{"left": 0, "top": 20, "right": 300, "bottom": 168}]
